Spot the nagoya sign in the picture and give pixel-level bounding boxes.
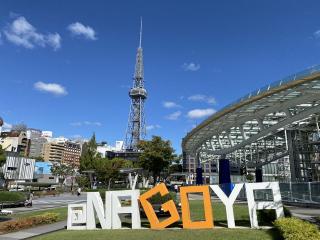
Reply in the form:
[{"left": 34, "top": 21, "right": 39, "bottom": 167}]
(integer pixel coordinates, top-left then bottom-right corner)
[{"left": 67, "top": 182, "right": 284, "bottom": 230}]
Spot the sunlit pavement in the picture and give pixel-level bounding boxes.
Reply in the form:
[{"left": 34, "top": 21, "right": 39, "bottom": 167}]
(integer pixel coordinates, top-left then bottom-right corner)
[{"left": 6, "top": 193, "right": 87, "bottom": 214}]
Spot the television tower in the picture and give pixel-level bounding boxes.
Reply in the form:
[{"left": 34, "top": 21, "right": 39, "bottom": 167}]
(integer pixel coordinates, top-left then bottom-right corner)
[{"left": 125, "top": 18, "right": 147, "bottom": 151}]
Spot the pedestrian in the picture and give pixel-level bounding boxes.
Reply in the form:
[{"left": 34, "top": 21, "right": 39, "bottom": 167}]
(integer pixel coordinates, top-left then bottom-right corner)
[
  {"left": 77, "top": 187, "right": 81, "bottom": 197},
  {"left": 24, "top": 192, "right": 33, "bottom": 207},
  {"left": 174, "top": 184, "right": 178, "bottom": 193}
]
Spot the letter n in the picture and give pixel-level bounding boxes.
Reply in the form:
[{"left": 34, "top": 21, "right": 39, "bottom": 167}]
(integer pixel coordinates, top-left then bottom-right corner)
[{"left": 86, "top": 192, "right": 112, "bottom": 229}]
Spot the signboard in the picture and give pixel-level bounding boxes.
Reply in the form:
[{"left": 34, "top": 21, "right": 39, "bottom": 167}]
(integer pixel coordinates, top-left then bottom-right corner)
[{"left": 67, "top": 182, "right": 284, "bottom": 230}]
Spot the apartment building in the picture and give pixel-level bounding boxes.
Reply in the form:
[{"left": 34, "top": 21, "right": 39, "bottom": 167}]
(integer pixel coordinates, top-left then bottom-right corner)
[
  {"left": 42, "top": 142, "right": 65, "bottom": 163},
  {"left": 63, "top": 141, "right": 81, "bottom": 167}
]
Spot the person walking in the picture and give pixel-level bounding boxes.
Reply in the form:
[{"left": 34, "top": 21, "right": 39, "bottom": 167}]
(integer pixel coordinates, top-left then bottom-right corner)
[
  {"left": 24, "top": 192, "right": 33, "bottom": 207},
  {"left": 174, "top": 184, "right": 178, "bottom": 193}
]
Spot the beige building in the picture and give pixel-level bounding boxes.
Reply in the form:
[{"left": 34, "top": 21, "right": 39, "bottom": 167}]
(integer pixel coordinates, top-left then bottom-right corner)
[
  {"left": 42, "top": 141, "right": 81, "bottom": 167},
  {"left": 42, "top": 142, "right": 65, "bottom": 163}
]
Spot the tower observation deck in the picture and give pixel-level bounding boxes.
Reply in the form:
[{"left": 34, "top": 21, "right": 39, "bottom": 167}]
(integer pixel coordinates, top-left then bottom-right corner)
[{"left": 125, "top": 19, "right": 147, "bottom": 151}]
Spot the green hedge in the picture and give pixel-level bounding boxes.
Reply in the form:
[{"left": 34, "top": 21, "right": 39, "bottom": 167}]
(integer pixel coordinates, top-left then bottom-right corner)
[
  {"left": 274, "top": 217, "right": 320, "bottom": 240},
  {"left": 0, "top": 192, "right": 26, "bottom": 202}
]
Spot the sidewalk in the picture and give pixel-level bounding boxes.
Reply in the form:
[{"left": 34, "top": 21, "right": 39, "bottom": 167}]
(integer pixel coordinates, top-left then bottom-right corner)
[
  {"left": 1, "top": 221, "right": 66, "bottom": 240},
  {"left": 286, "top": 206, "right": 320, "bottom": 225}
]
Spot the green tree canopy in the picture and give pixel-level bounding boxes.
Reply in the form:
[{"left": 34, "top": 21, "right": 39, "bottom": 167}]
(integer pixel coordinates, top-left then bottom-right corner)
[
  {"left": 94, "top": 157, "right": 133, "bottom": 189},
  {"left": 137, "top": 136, "right": 175, "bottom": 182},
  {"left": 51, "top": 163, "right": 75, "bottom": 186},
  {"left": 80, "top": 133, "right": 97, "bottom": 171},
  {"left": 169, "top": 154, "right": 183, "bottom": 174}
]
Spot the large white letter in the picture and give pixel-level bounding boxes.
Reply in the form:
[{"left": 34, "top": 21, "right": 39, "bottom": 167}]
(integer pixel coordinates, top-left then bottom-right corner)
[
  {"left": 111, "top": 190, "right": 141, "bottom": 229},
  {"left": 210, "top": 183, "right": 243, "bottom": 228},
  {"left": 245, "top": 182, "right": 284, "bottom": 228},
  {"left": 67, "top": 203, "right": 87, "bottom": 230},
  {"left": 86, "top": 192, "right": 112, "bottom": 229}
]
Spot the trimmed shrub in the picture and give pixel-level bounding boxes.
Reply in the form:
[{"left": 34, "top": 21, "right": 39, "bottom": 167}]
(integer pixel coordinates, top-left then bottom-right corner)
[
  {"left": 0, "top": 191, "right": 26, "bottom": 202},
  {"left": 0, "top": 212, "right": 59, "bottom": 233},
  {"left": 274, "top": 217, "right": 320, "bottom": 240}
]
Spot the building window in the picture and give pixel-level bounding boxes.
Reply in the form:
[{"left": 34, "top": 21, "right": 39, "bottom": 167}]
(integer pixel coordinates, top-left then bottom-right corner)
[{"left": 7, "top": 167, "right": 17, "bottom": 171}]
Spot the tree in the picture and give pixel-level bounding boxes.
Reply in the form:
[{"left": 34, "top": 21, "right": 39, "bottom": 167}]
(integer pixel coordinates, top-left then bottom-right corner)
[
  {"left": 51, "top": 163, "right": 75, "bottom": 187},
  {"left": 80, "top": 133, "right": 97, "bottom": 171},
  {"left": 0, "top": 145, "right": 6, "bottom": 167},
  {"left": 94, "top": 157, "right": 133, "bottom": 189},
  {"left": 137, "top": 136, "right": 175, "bottom": 183},
  {"left": 76, "top": 175, "right": 90, "bottom": 189},
  {"left": 169, "top": 154, "right": 183, "bottom": 174}
]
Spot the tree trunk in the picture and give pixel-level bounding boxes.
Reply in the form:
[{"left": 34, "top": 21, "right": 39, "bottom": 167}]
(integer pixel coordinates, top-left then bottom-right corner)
[
  {"left": 153, "top": 173, "right": 157, "bottom": 186},
  {"left": 71, "top": 176, "right": 74, "bottom": 192}
]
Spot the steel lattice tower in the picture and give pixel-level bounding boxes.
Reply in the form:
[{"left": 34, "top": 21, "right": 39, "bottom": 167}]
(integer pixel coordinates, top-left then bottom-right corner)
[{"left": 125, "top": 19, "right": 147, "bottom": 151}]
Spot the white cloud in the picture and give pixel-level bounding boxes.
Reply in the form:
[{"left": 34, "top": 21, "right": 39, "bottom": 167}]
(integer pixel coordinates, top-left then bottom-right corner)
[
  {"left": 166, "top": 111, "right": 182, "bottom": 120},
  {"left": 187, "top": 108, "right": 216, "bottom": 119},
  {"left": 3, "top": 16, "right": 61, "bottom": 50},
  {"left": 314, "top": 30, "right": 320, "bottom": 38},
  {"left": 163, "top": 101, "right": 181, "bottom": 108},
  {"left": 47, "top": 33, "right": 61, "bottom": 50},
  {"left": 34, "top": 81, "right": 67, "bottom": 96},
  {"left": 146, "top": 124, "right": 161, "bottom": 131},
  {"left": 2, "top": 122, "right": 12, "bottom": 131},
  {"left": 182, "top": 62, "right": 200, "bottom": 71},
  {"left": 70, "top": 121, "right": 102, "bottom": 127},
  {"left": 188, "top": 94, "right": 217, "bottom": 105},
  {"left": 68, "top": 22, "right": 97, "bottom": 40}
]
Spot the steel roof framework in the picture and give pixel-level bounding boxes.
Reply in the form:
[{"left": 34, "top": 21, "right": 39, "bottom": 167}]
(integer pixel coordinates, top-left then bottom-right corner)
[{"left": 182, "top": 66, "right": 320, "bottom": 176}]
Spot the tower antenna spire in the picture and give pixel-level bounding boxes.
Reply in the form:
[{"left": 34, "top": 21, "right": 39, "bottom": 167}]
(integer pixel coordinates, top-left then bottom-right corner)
[
  {"left": 139, "top": 17, "right": 142, "bottom": 48},
  {"left": 125, "top": 18, "right": 147, "bottom": 151}
]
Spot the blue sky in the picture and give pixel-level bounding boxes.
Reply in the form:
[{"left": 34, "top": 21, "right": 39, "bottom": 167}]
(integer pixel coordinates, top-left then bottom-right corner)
[{"left": 1, "top": 1, "right": 320, "bottom": 153}]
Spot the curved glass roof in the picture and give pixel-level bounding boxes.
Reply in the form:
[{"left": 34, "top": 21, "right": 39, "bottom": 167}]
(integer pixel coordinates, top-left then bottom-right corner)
[{"left": 182, "top": 65, "right": 320, "bottom": 155}]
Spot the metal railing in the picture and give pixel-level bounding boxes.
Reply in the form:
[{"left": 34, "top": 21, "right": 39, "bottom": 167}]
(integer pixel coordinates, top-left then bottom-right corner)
[
  {"left": 279, "top": 182, "right": 320, "bottom": 204},
  {"left": 220, "top": 65, "right": 320, "bottom": 113},
  {"left": 214, "top": 181, "right": 320, "bottom": 205}
]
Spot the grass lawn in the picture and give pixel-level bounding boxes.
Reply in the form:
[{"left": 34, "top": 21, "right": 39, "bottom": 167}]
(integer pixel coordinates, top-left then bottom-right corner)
[
  {"left": 30, "top": 200, "right": 280, "bottom": 240},
  {"left": 0, "top": 191, "right": 26, "bottom": 202},
  {"left": 32, "top": 228, "right": 280, "bottom": 240},
  {"left": 13, "top": 207, "right": 68, "bottom": 221},
  {"left": 0, "top": 207, "right": 67, "bottom": 222}
]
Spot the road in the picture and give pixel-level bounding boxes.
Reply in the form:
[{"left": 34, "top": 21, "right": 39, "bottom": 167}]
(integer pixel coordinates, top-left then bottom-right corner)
[{"left": 6, "top": 193, "right": 86, "bottom": 214}]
